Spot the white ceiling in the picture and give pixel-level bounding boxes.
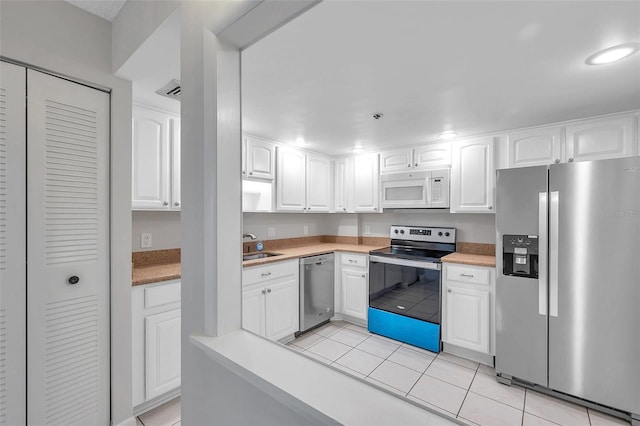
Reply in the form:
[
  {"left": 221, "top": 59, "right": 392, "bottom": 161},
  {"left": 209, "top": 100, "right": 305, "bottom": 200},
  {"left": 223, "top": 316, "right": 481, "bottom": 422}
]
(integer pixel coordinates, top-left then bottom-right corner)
[
  {"left": 241, "top": 1, "right": 640, "bottom": 156},
  {"left": 64, "top": 0, "right": 126, "bottom": 22}
]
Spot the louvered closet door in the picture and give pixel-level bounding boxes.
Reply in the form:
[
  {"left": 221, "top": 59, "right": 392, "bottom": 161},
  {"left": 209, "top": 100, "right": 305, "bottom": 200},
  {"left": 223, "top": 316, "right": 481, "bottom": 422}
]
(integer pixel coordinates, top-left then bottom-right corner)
[
  {"left": 27, "top": 70, "right": 109, "bottom": 425},
  {"left": 0, "top": 62, "right": 27, "bottom": 426}
]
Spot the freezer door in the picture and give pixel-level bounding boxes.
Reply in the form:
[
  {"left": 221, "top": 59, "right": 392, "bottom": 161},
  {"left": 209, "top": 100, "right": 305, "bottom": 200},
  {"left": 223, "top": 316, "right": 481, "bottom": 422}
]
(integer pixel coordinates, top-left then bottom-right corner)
[
  {"left": 548, "top": 157, "right": 640, "bottom": 414},
  {"left": 495, "top": 166, "right": 548, "bottom": 386}
]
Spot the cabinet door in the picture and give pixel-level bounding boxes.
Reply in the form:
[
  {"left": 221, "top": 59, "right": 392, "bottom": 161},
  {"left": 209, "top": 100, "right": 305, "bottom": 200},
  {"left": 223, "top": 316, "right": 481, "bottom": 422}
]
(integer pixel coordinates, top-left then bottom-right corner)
[
  {"left": 306, "top": 153, "right": 332, "bottom": 212},
  {"left": 506, "top": 127, "right": 563, "bottom": 168},
  {"left": 276, "top": 147, "right": 306, "bottom": 211},
  {"left": 444, "top": 286, "right": 490, "bottom": 354},
  {"left": 132, "top": 105, "right": 171, "bottom": 209},
  {"left": 242, "top": 286, "right": 266, "bottom": 336},
  {"left": 565, "top": 114, "right": 637, "bottom": 162},
  {"left": 353, "top": 153, "right": 380, "bottom": 212},
  {"left": 380, "top": 148, "right": 412, "bottom": 174},
  {"left": 145, "top": 309, "right": 181, "bottom": 400},
  {"left": 334, "top": 157, "right": 348, "bottom": 213},
  {"left": 450, "top": 136, "right": 495, "bottom": 213},
  {"left": 170, "top": 116, "right": 181, "bottom": 210},
  {"left": 341, "top": 268, "right": 368, "bottom": 320},
  {"left": 413, "top": 142, "right": 452, "bottom": 170},
  {"left": 265, "top": 277, "right": 299, "bottom": 341},
  {"left": 246, "top": 136, "right": 275, "bottom": 179}
]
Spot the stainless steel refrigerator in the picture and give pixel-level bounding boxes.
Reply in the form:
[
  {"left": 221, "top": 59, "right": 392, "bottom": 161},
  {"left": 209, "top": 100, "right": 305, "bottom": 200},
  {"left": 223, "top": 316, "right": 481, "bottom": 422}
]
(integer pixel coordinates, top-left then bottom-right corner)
[{"left": 496, "top": 156, "right": 640, "bottom": 422}]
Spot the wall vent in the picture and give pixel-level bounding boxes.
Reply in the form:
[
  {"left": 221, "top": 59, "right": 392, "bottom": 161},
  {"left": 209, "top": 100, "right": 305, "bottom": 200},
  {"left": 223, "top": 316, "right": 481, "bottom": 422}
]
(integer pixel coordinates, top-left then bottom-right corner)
[{"left": 155, "top": 79, "right": 181, "bottom": 101}]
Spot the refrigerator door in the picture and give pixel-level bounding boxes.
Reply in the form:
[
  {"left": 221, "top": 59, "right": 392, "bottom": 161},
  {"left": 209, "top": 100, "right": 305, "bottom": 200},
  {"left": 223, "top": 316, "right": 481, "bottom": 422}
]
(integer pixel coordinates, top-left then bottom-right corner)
[
  {"left": 496, "top": 166, "right": 549, "bottom": 386},
  {"left": 548, "top": 157, "right": 640, "bottom": 414}
]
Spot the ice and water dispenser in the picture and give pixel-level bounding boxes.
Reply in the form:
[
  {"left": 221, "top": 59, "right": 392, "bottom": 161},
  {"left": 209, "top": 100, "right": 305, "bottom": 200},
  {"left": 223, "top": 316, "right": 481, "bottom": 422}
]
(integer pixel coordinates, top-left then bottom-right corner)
[{"left": 502, "top": 235, "right": 539, "bottom": 278}]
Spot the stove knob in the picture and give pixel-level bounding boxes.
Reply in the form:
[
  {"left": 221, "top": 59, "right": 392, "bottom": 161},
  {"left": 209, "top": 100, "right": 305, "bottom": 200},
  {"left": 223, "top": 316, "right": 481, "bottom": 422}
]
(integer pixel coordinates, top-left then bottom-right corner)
[
  {"left": 438, "top": 231, "right": 443, "bottom": 236},
  {"left": 445, "top": 232, "right": 450, "bottom": 237},
  {"left": 400, "top": 230, "right": 405, "bottom": 234},
  {"left": 394, "top": 229, "right": 399, "bottom": 234}
]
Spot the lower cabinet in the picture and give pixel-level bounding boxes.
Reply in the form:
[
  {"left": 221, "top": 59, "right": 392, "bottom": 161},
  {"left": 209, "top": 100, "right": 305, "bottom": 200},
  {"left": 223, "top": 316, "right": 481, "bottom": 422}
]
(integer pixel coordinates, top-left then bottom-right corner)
[
  {"left": 242, "top": 259, "right": 299, "bottom": 341},
  {"left": 442, "top": 263, "right": 495, "bottom": 359},
  {"left": 335, "top": 253, "right": 369, "bottom": 322},
  {"left": 132, "top": 280, "right": 181, "bottom": 411}
]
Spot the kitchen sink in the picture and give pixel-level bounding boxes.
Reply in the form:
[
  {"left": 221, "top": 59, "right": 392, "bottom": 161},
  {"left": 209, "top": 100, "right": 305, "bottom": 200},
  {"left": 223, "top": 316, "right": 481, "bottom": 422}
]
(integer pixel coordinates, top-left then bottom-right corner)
[{"left": 242, "top": 252, "right": 282, "bottom": 261}]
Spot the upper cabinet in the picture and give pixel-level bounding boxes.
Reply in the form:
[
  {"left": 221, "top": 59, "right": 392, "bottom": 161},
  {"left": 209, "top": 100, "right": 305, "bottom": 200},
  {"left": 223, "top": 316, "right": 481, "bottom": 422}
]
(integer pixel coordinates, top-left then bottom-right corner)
[
  {"left": 565, "top": 114, "right": 636, "bottom": 163},
  {"left": 380, "top": 143, "right": 451, "bottom": 174},
  {"left": 506, "top": 126, "right": 563, "bottom": 168},
  {"left": 353, "top": 153, "right": 380, "bottom": 212},
  {"left": 276, "top": 147, "right": 332, "bottom": 212},
  {"left": 244, "top": 135, "right": 276, "bottom": 180},
  {"left": 504, "top": 113, "right": 638, "bottom": 168},
  {"left": 450, "top": 136, "right": 495, "bottom": 213},
  {"left": 132, "top": 105, "right": 180, "bottom": 210},
  {"left": 333, "top": 156, "right": 353, "bottom": 213}
]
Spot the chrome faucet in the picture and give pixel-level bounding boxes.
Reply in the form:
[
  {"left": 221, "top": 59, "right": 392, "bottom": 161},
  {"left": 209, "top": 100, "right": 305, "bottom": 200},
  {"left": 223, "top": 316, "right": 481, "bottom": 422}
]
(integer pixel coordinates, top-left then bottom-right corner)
[{"left": 242, "top": 233, "right": 258, "bottom": 240}]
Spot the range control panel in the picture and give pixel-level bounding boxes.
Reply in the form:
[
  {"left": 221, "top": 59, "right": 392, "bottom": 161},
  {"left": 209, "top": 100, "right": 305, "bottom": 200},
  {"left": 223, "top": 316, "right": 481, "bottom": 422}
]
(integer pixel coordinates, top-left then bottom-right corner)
[{"left": 389, "top": 225, "right": 456, "bottom": 244}]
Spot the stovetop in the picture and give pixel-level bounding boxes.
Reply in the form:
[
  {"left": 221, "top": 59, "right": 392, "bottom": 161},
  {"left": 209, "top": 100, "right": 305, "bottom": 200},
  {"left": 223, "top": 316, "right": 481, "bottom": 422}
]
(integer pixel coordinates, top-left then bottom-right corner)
[
  {"left": 369, "top": 245, "right": 453, "bottom": 263},
  {"left": 369, "top": 225, "right": 457, "bottom": 263}
]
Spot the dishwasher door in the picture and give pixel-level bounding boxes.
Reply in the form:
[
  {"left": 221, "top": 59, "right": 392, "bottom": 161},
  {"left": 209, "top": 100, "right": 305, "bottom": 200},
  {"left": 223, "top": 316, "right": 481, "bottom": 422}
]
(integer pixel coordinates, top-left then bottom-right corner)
[{"left": 299, "top": 253, "right": 335, "bottom": 334}]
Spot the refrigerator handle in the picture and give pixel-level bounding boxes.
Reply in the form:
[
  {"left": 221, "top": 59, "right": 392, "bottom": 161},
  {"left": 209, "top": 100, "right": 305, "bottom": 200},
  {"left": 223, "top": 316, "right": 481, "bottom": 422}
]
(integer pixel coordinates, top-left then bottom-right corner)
[
  {"left": 538, "top": 192, "right": 548, "bottom": 316},
  {"left": 549, "top": 191, "right": 560, "bottom": 317}
]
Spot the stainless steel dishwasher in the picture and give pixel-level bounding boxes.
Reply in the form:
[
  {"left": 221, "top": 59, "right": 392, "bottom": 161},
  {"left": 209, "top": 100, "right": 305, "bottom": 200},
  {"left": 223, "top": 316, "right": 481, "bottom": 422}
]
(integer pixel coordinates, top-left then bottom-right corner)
[{"left": 298, "top": 253, "right": 335, "bottom": 334}]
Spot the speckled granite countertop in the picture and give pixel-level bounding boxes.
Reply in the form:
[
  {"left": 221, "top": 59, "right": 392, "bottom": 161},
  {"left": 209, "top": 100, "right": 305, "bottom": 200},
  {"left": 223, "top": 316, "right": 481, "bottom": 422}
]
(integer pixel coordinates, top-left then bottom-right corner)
[
  {"left": 132, "top": 249, "right": 181, "bottom": 286},
  {"left": 242, "top": 242, "right": 388, "bottom": 268},
  {"left": 442, "top": 242, "right": 496, "bottom": 267}
]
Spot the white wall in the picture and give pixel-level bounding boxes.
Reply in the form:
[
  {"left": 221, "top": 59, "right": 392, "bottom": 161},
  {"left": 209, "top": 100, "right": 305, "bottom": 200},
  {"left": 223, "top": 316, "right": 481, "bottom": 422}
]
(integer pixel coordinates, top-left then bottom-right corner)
[
  {"left": 0, "top": 1, "right": 134, "bottom": 424},
  {"left": 132, "top": 211, "right": 181, "bottom": 252},
  {"left": 245, "top": 211, "right": 496, "bottom": 244}
]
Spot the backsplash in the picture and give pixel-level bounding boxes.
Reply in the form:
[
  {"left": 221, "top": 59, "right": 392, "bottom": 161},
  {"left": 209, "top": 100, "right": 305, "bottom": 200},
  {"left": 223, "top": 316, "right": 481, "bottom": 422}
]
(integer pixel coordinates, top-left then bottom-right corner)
[{"left": 132, "top": 210, "right": 181, "bottom": 252}]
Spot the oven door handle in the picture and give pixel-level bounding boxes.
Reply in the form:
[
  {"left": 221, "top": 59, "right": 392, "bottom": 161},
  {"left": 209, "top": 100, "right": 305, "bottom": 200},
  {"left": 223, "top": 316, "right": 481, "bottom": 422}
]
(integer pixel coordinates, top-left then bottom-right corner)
[{"left": 369, "top": 255, "right": 441, "bottom": 271}]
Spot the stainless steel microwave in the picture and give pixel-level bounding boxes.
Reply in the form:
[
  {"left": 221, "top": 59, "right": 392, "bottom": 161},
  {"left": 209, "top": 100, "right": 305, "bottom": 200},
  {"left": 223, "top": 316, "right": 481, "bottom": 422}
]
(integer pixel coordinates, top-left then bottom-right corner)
[{"left": 380, "top": 169, "right": 450, "bottom": 209}]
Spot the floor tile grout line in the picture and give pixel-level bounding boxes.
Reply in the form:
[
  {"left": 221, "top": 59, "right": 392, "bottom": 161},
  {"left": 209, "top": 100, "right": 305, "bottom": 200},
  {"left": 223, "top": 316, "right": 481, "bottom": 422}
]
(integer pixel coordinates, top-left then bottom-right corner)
[
  {"left": 521, "top": 389, "right": 527, "bottom": 426},
  {"left": 455, "top": 369, "right": 478, "bottom": 419}
]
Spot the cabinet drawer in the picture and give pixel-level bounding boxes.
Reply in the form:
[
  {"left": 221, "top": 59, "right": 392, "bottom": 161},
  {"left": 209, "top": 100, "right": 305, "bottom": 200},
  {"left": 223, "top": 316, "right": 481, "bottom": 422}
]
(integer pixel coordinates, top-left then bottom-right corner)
[
  {"left": 445, "top": 264, "right": 490, "bottom": 286},
  {"left": 341, "top": 253, "right": 367, "bottom": 268},
  {"left": 242, "top": 259, "right": 298, "bottom": 286},
  {"left": 145, "top": 281, "right": 181, "bottom": 308}
]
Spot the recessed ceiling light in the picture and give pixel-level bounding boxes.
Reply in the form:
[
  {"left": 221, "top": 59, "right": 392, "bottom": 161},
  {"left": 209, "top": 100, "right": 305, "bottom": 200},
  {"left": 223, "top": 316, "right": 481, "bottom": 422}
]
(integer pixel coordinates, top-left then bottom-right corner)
[
  {"left": 351, "top": 146, "right": 364, "bottom": 153},
  {"left": 439, "top": 131, "right": 458, "bottom": 140},
  {"left": 295, "top": 136, "right": 308, "bottom": 146},
  {"left": 585, "top": 43, "right": 639, "bottom": 65}
]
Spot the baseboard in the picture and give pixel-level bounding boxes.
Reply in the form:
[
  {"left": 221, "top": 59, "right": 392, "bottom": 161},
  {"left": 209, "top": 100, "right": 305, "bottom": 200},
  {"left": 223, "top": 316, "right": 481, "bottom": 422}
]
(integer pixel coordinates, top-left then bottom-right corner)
[
  {"left": 113, "top": 416, "right": 137, "bottom": 426},
  {"left": 331, "top": 313, "right": 366, "bottom": 327},
  {"left": 133, "top": 387, "right": 181, "bottom": 417},
  {"left": 442, "top": 342, "right": 494, "bottom": 366}
]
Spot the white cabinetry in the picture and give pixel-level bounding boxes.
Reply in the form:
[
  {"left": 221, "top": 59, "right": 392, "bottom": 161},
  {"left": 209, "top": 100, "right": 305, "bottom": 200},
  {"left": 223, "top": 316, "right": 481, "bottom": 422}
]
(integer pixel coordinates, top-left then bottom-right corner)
[
  {"left": 132, "top": 280, "right": 181, "bottom": 410},
  {"left": 277, "top": 147, "right": 332, "bottom": 212},
  {"left": 334, "top": 157, "right": 353, "bottom": 213},
  {"left": 565, "top": 114, "right": 636, "bottom": 162},
  {"left": 244, "top": 135, "right": 276, "bottom": 179},
  {"left": 242, "top": 259, "right": 299, "bottom": 341},
  {"left": 450, "top": 136, "right": 495, "bottom": 213},
  {"left": 505, "top": 113, "right": 638, "bottom": 168},
  {"left": 353, "top": 153, "right": 380, "bottom": 212},
  {"left": 380, "top": 143, "right": 451, "bottom": 174},
  {"left": 132, "top": 105, "right": 181, "bottom": 210},
  {"left": 335, "top": 253, "right": 368, "bottom": 324},
  {"left": 442, "top": 263, "right": 495, "bottom": 361}
]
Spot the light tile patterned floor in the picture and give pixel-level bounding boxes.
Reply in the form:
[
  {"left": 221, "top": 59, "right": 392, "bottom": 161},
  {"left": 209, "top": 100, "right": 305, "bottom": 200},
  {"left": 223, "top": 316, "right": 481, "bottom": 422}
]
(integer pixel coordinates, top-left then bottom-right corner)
[
  {"left": 138, "top": 320, "right": 631, "bottom": 426},
  {"left": 286, "top": 320, "right": 631, "bottom": 426}
]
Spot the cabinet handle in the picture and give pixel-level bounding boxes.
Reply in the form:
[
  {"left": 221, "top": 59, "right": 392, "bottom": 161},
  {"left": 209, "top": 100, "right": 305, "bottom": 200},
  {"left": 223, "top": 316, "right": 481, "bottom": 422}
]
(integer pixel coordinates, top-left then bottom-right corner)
[
  {"left": 415, "top": 163, "right": 418, "bottom": 167},
  {"left": 174, "top": 201, "right": 181, "bottom": 207},
  {"left": 447, "top": 289, "right": 452, "bottom": 293},
  {"left": 568, "top": 158, "right": 574, "bottom": 163},
  {"left": 261, "top": 272, "right": 271, "bottom": 277},
  {"left": 163, "top": 201, "right": 169, "bottom": 206},
  {"left": 460, "top": 273, "right": 474, "bottom": 278},
  {"left": 361, "top": 274, "right": 366, "bottom": 278},
  {"left": 488, "top": 206, "right": 493, "bottom": 210},
  {"left": 343, "top": 208, "right": 346, "bottom": 211},
  {"left": 267, "top": 288, "right": 272, "bottom": 293},
  {"left": 407, "top": 164, "right": 411, "bottom": 168},
  {"left": 555, "top": 159, "right": 560, "bottom": 164},
  {"left": 374, "top": 207, "right": 378, "bottom": 211},
  {"left": 261, "top": 289, "right": 266, "bottom": 294},
  {"left": 242, "top": 170, "right": 246, "bottom": 175},
  {"left": 249, "top": 172, "right": 253, "bottom": 175}
]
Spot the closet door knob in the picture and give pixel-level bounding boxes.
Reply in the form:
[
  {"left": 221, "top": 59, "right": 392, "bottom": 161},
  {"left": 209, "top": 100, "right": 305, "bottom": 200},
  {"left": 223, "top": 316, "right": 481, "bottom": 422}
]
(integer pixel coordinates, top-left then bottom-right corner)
[{"left": 68, "top": 276, "right": 80, "bottom": 285}]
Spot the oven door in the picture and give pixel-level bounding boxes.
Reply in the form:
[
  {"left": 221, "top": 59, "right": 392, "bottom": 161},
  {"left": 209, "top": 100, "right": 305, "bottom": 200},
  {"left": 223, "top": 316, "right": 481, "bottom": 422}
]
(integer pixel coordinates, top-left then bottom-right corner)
[{"left": 368, "top": 255, "right": 442, "bottom": 324}]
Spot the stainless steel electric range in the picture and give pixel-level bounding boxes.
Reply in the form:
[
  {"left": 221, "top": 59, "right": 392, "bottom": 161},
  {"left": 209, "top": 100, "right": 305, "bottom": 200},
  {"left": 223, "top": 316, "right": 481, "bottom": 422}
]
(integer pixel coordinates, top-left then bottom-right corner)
[{"left": 368, "top": 225, "right": 456, "bottom": 352}]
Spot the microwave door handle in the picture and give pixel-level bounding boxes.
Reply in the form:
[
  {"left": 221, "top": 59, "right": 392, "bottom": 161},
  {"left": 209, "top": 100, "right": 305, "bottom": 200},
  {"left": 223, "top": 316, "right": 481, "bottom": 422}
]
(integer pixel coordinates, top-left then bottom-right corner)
[{"left": 425, "top": 174, "right": 431, "bottom": 207}]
